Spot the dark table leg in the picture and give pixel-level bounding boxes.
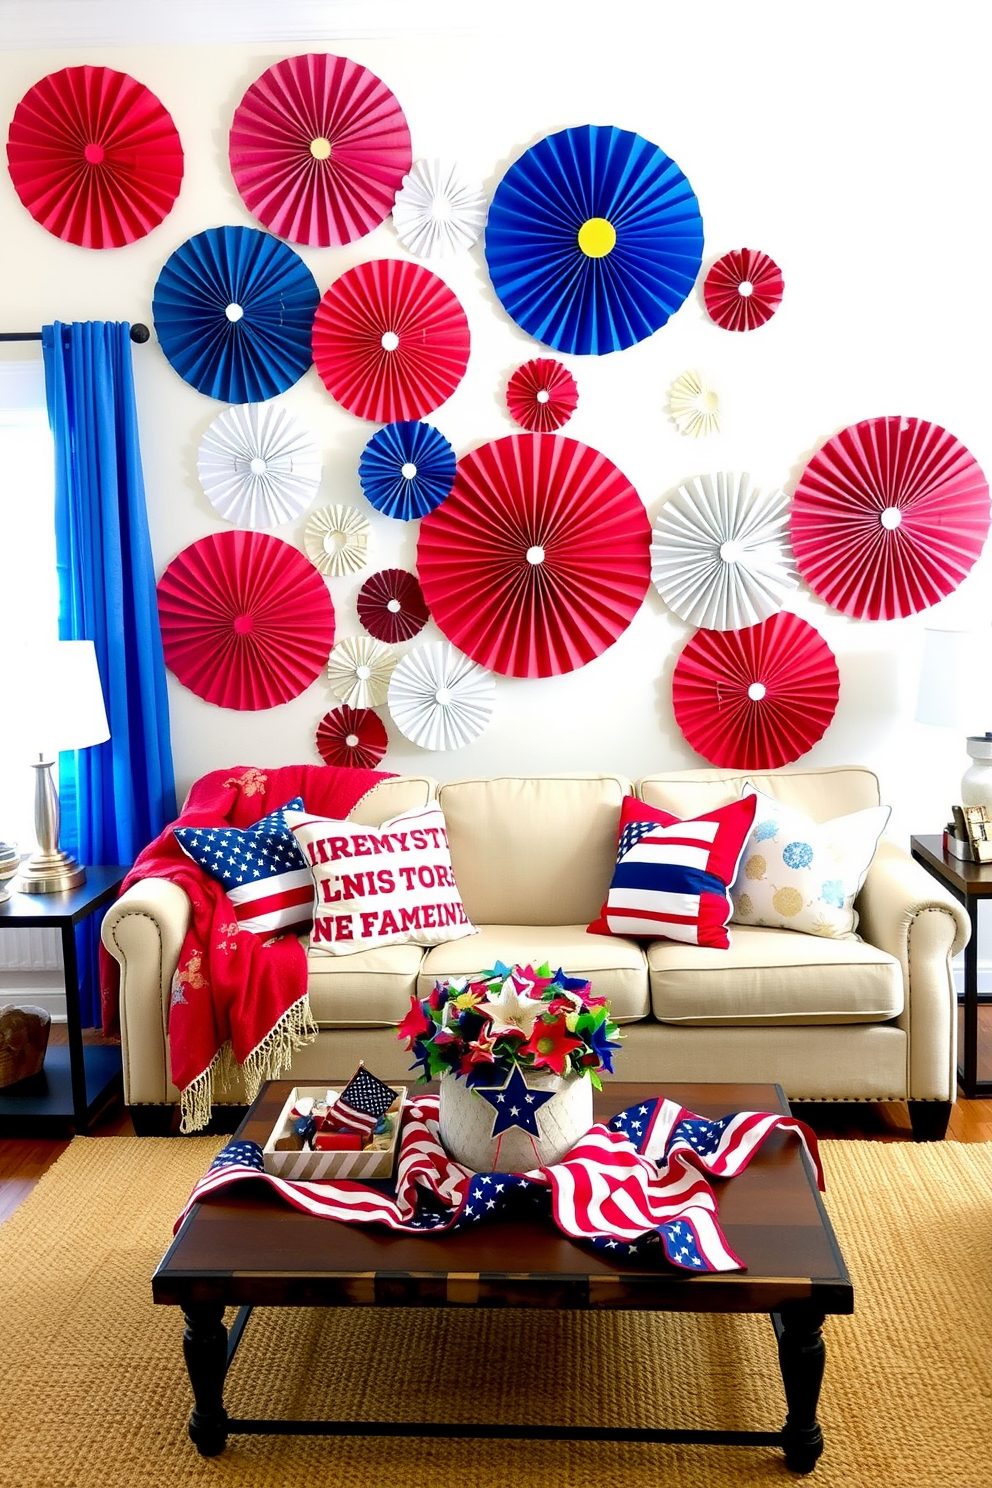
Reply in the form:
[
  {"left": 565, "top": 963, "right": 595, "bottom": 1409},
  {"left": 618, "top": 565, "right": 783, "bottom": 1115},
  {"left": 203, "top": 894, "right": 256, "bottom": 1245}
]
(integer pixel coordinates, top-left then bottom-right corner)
[
  {"left": 772, "top": 1303, "right": 826, "bottom": 1474},
  {"left": 182, "top": 1303, "right": 230, "bottom": 1456},
  {"left": 60, "top": 923, "right": 89, "bottom": 1132},
  {"left": 961, "top": 890, "right": 979, "bottom": 1096}
]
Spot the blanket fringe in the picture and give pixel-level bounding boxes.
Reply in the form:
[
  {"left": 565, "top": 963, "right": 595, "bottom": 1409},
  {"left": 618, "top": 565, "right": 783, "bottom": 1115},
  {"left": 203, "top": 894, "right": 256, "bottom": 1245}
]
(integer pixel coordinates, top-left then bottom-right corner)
[{"left": 179, "top": 995, "right": 319, "bottom": 1135}]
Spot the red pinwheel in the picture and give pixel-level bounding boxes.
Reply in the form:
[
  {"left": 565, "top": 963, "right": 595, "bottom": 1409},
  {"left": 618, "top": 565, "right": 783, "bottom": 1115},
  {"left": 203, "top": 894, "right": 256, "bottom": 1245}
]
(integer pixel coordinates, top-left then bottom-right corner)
[
  {"left": 790, "top": 416, "right": 990, "bottom": 620},
  {"left": 157, "top": 531, "right": 335, "bottom": 711},
  {"left": 229, "top": 53, "right": 411, "bottom": 247},
  {"left": 6, "top": 65, "right": 183, "bottom": 248},
  {"left": 506, "top": 359, "right": 579, "bottom": 432},
  {"left": 417, "top": 433, "right": 651, "bottom": 678},
  {"left": 356, "top": 568, "right": 430, "bottom": 643},
  {"left": 671, "top": 611, "right": 840, "bottom": 771},
  {"left": 703, "top": 248, "right": 784, "bottom": 332},
  {"left": 312, "top": 258, "right": 470, "bottom": 422},
  {"left": 315, "top": 705, "right": 388, "bottom": 769}
]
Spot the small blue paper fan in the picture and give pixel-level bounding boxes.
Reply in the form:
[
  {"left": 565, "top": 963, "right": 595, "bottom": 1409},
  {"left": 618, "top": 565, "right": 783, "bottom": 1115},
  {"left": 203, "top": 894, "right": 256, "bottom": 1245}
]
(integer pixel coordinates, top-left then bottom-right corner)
[
  {"left": 358, "top": 420, "right": 456, "bottom": 521},
  {"left": 485, "top": 125, "right": 704, "bottom": 356},
  {"left": 152, "top": 225, "right": 320, "bottom": 402}
]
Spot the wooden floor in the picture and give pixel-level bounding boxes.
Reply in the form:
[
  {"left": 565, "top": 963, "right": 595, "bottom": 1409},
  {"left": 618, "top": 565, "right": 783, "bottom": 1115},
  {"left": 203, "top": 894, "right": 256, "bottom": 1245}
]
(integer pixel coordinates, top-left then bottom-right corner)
[{"left": 2, "top": 1021, "right": 991, "bottom": 1226}]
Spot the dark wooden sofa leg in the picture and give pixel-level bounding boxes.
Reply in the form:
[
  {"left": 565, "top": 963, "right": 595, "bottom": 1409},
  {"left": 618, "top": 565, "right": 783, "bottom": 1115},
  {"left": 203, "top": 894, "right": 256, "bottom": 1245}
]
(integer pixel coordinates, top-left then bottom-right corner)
[
  {"left": 129, "top": 1103, "right": 177, "bottom": 1136},
  {"left": 908, "top": 1100, "right": 952, "bottom": 1142}
]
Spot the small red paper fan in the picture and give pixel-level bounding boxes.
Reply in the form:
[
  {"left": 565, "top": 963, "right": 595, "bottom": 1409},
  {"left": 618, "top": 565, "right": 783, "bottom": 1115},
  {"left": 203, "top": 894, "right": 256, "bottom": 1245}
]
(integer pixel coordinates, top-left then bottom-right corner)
[
  {"left": 703, "top": 248, "right": 783, "bottom": 332},
  {"left": 506, "top": 359, "right": 579, "bottom": 432},
  {"left": 316, "top": 705, "right": 388, "bottom": 768},
  {"left": 6, "top": 65, "right": 183, "bottom": 248},
  {"left": 312, "top": 259, "right": 470, "bottom": 422},
  {"left": 417, "top": 433, "right": 651, "bottom": 678},
  {"left": 672, "top": 612, "right": 839, "bottom": 771},
  {"left": 790, "top": 416, "right": 990, "bottom": 620},
  {"left": 229, "top": 53, "right": 412, "bottom": 247},
  {"left": 157, "top": 531, "right": 335, "bottom": 711},
  {"left": 357, "top": 568, "right": 430, "bottom": 643}
]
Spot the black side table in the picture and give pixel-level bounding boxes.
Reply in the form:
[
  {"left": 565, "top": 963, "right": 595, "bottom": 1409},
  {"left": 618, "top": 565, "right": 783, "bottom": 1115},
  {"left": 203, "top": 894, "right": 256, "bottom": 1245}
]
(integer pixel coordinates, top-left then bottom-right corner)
[
  {"left": 910, "top": 835, "right": 992, "bottom": 1099},
  {"left": 0, "top": 864, "right": 129, "bottom": 1134}
]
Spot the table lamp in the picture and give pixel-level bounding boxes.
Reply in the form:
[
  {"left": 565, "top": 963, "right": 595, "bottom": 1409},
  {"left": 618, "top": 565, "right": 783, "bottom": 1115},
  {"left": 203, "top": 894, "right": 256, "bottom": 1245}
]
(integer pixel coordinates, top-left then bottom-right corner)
[
  {"left": 915, "top": 622, "right": 992, "bottom": 808},
  {"left": 8, "top": 640, "right": 110, "bottom": 894}
]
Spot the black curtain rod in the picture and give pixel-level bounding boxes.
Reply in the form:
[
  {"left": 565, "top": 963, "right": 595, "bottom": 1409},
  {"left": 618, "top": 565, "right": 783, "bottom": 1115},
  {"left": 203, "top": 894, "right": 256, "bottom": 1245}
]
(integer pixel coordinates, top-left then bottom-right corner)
[{"left": 0, "top": 324, "right": 151, "bottom": 344}]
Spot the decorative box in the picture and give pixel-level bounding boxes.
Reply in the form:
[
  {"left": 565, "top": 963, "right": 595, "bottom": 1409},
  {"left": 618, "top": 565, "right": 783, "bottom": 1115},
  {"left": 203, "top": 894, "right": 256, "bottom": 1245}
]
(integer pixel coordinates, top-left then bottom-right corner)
[{"left": 262, "top": 1084, "right": 406, "bottom": 1181}]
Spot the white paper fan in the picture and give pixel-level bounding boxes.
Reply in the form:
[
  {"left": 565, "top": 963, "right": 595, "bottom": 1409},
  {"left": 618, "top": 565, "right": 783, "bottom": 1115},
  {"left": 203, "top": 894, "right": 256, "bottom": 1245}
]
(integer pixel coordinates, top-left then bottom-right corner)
[
  {"left": 387, "top": 640, "right": 495, "bottom": 750},
  {"left": 305, "top": 505, "right": 372, "bottom": 576},
  {"left": 669, "top": 371, "right": 720, "bottom": 438},
  {"left": 392, "top": 158, "right": 487, "bottom": 258},
  {"left": 196, "top": 403, "right": 322, "bottom": 529},
  {"left": 327, "top": 635, "right": 397, "bottom": 707},
  {"left": 651, "top": 472, "right": 798, "bottom": 630}
]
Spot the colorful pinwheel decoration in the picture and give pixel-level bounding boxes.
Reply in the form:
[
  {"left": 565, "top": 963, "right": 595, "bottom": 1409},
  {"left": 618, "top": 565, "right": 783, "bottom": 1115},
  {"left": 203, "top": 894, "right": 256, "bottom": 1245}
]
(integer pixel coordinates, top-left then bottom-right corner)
[
  {"left": 316, "top": 705, "right": 388, "bottom": 769},
  {"left": 505, "top": 359, "right": 579, "bottom": 433},
  {"left": 703, "top": 248, "right": 784, "bottom": 332},
  {"left": 358, "top": 420, "right": 456, "bottom": 520}
]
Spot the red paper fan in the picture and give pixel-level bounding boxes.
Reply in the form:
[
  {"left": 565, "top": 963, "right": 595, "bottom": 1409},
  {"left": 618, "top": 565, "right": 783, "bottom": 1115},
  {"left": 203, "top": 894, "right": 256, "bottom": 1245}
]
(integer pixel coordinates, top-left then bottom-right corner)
[
  {"left": 312, "top": 259, "right": 470, "bottom": 422},
  {"left": 506, "top": 358, "right": 579, "bottom": 432},
  {"left": 7, "top": 66, "right": 183, "bottom": 248},
  {"left": 672, "top": 612, "right": 839, "bottom": 771},
  {"left": 357, "top": 568, "right": 430, "bottom": 643},
  {"left": 157, "top": 531, "right": 335, "bottom": 711},
  {"left": 703, "top": 248, "right": 783, "bottom": 332},
  {"left": 416, "top": 433, "right": 651, "bottom": 678},
  {"left": 316, "top": 705, "right": 388, "bottom": 768},
  {"left": 229, "top": 53, "right": 411, "bottom": 247},
  {"left": 790, "top": 417, "right": 990, "bottom": 620}
]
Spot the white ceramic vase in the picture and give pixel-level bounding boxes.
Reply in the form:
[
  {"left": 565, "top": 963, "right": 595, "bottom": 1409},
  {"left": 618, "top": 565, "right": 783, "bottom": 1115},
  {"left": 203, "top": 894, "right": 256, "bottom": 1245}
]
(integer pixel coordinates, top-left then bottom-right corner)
[{"left": 438, "top": 1067, "right": 594, "bottom": 1173}]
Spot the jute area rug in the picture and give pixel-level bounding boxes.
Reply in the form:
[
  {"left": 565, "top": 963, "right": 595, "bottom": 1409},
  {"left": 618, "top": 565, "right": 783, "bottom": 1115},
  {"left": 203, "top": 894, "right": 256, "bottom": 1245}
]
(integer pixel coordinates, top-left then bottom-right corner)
[{"left": 0, "top": 1137, "right": 989, "bottom": 1488}]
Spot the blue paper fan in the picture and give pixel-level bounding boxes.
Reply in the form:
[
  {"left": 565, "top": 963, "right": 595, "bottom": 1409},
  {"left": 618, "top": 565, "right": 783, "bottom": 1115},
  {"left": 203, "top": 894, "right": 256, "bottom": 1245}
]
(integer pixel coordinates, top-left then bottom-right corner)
[
  {"left": 152, "top": 225, "right": 320, "bottom": 402},
  {"left": 358, "top": 420, "right": 456, "bottom": 520},
  {"left": 485, "top": 125, "right": 704, "bottom": 356}
]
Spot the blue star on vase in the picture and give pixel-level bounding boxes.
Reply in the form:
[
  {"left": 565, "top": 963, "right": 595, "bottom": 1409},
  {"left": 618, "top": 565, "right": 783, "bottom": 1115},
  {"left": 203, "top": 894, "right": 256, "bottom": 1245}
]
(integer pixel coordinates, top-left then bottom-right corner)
[{"left": 471, "top": 1064, "right": 557, "bottom": 1139}]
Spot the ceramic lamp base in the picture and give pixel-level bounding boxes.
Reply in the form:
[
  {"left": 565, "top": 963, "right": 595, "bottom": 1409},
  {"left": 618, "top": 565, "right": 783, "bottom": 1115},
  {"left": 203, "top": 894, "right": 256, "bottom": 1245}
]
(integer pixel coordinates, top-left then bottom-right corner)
[
  {"left": 962, "top": 735, "right": 992, "bottom": 810},
  {"left": 439, "top": 1069, "right": 593, "bottom": 1173}
]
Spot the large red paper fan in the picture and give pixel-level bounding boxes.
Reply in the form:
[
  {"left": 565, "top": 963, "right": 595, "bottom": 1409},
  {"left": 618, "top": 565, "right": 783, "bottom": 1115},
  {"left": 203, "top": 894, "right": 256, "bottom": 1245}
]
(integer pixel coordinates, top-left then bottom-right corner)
[
  {"left": 229, "top": 53, "right": 411, "bottom": 247},
  {"left": 7, "top": 65, "right": 183, "bottom": 248},
  {"left": 790, "top": 416, "right": 990, "bottom": 620},
  {"left": 157, "top": 531, "right": 335, "bottom": 711},
  {"left": 672, "top": 612, "right": 839, "bottom": 771},
  {"left": 417, "top": 433, "right": 651, "bottom": 678},
  {"left": 312, "top": 259, "right": 470, "bottom": 422},
  {"left": 357, "top": 568, "right": 429, "bottom": 643},
  {"left": 316, "top": 705, "right": 388, "bottom": 768}
]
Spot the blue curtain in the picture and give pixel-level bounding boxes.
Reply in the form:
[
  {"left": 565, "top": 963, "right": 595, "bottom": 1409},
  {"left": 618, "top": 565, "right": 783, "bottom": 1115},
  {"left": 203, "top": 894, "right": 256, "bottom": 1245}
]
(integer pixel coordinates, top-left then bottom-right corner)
[{"left": 43, "top": 321, "right": 177, "bottom": 1026}]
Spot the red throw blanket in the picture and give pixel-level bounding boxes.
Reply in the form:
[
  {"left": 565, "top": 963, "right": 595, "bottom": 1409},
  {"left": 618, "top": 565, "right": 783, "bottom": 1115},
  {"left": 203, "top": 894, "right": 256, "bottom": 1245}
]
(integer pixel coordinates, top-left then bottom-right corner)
[{"left": 100, "top": 764, "right": 394, "bottom": 1132}]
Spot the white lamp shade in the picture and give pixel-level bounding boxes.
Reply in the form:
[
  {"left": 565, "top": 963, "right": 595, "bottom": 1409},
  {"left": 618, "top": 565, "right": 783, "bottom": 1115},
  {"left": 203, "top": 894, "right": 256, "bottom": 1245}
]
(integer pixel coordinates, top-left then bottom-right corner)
[
  {"left": 8, "top": 640, "right": 110, "bottom": 755},
  {"left": 916, "top": 625, "right": 992, "bottom": 736}
]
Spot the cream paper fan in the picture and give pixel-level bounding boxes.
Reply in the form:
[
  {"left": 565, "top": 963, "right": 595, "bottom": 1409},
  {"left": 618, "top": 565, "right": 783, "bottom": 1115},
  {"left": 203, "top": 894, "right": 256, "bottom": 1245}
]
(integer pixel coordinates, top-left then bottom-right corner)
[
  {"left": 392, "top": 158, "right": 487, "bottom": 258},
  {"left": 327, "top": 635, "right": 397, "bottom": 708},
  {"left": 651, "top": 472, "right": 797, "bottom": 631},
  {"left": 387, "top": 640, "right": 495, "bottom": 750},
  {"left": 305, "top": 504, "right": 372, "bottom": 577},
  {"left": 197, "top": 403, "right": 321, "bottom": 528},
  {"left": 669, "top": 371, "right": 720, "bottom": 438}
]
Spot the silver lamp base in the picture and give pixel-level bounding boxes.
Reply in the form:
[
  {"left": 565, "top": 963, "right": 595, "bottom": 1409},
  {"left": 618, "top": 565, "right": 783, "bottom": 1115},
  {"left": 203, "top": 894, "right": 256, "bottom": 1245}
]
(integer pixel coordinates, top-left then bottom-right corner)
[{"left": 11, "top": 757, "right": 87, "bottom": 895}]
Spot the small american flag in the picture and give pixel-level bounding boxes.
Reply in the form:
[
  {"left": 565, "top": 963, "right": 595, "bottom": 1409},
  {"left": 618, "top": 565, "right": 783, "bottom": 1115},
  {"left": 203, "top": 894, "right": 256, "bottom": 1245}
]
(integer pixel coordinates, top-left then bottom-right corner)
[
  {"left": 174, "top": 798, "right": 315, "bottom": 937},
  {"left": 333, "top": 1065, "right": 401, "bottom": 1137}
]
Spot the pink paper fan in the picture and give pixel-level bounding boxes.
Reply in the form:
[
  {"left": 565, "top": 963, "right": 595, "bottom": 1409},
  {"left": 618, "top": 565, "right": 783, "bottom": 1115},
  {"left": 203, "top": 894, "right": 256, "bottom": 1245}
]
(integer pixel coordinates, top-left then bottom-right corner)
[
  {"left": 312, "top": 259, "right": 470, "bottom": 422},
  {"left": 672, "top": 612, "right": 839, "bottom": 771},
  {"left": 790, "top": 416, "right": 990, "bottom": 620},
  {"left": 416, "top": 433, "right": 651, "bottom": 678},
  {"left": 703, "top": 248, "right": 783, "bottom": 332},
  {"left": 229, "top": 53, "right": 411, "bottom": 247},
  {"left": 315, "top": 705, "right": 388, "bottom": 768},
  {"left": 356, "top": 568, "right": 430, "bottom": 643},
  {"left": 506, "top": 358, "right": 579, "bottom": 432},
  {"left": 157, "top": 531, "right": 335, "bottom": 711},
  {"left": 6, "top": 65, "right": 183, "bottom": 248}
]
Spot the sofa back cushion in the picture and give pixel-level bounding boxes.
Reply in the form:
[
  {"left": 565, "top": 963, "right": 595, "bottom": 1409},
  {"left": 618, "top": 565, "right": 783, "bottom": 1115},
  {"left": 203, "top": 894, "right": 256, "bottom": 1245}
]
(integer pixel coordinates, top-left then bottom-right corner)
[
  {"left": 437, "top": 774, "right": 632, "bottom": 925},
  {"left": 636, "top": 766, "right": 881, "bottom": 822},
  {"left": 347, "top": 775, "right": 437, "bottom": 825}
]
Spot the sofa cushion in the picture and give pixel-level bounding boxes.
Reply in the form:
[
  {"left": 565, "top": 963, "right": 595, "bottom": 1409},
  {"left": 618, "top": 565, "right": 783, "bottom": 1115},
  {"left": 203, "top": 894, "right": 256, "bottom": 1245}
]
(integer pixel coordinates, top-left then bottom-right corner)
[
  {"left": 637, "top": 765, "right": 882, "bottom": 821},
  {"left": 419, "top": 924, "right": 650, "bottom": 1022},
  {"left": 587, "top": 793, "right": 756, "bottom": 949},
  {"left": 647, "top": 924, "right": 903, "bottom": 1026},
  {"left": 307, "top": 940, "right": 427, "bottom": 1026}
]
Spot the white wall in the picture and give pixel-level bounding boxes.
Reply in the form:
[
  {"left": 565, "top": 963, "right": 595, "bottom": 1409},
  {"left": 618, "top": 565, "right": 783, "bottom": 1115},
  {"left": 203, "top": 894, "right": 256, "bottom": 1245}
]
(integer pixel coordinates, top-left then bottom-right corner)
[{"left": 1, "top": 2, "right": 990, "bottom": 849}]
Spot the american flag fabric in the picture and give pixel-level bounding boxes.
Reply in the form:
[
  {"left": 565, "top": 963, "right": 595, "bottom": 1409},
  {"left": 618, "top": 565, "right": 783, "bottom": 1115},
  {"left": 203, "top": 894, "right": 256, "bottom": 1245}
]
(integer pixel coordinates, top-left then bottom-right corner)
[
  {"left": 174, "top": 797, "right": 315, "bottom": 937},
  {"left": 174, "top": 1094, "right": 822, "bottom": 1273},
  {"left": 588, "top": 793, "right": 757, "bottom": 949},
  {"left": 333, "top": 1065, "right": 401, "bottom": 1136}
]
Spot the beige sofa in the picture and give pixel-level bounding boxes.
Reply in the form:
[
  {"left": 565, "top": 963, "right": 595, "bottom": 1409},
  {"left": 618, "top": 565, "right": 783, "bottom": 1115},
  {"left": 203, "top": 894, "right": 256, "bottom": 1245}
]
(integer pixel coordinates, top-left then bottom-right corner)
[{"left": 101, "top": 765, "right": 970, "bottom": 1140}]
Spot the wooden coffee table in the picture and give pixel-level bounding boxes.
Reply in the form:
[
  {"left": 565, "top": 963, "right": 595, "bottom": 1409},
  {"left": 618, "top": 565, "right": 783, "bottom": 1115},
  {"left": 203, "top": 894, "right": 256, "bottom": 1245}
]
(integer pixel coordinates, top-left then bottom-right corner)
[{"left": 153, "top": 1080, "right": 852, "bottom": 1474}]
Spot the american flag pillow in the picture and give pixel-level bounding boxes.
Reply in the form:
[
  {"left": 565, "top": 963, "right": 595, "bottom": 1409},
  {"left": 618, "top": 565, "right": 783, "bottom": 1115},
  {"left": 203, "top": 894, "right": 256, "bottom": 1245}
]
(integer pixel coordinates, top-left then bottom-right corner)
[
  {"left": 174, "top": 797, "right": 316, "bottom": 937},
  {"left": 587, "top": 793, "right": 757, "bottom": 949}
]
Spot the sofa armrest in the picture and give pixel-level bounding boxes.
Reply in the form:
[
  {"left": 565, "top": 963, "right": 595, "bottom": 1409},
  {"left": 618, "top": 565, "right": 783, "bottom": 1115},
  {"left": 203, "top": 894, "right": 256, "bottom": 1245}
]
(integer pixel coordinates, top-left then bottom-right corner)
[
  {"left": 100, "top": 878, "right": 191, "bottom": 1105},
  {"left": 856, "top": 839, "right": 971, "bottom": 1101}
]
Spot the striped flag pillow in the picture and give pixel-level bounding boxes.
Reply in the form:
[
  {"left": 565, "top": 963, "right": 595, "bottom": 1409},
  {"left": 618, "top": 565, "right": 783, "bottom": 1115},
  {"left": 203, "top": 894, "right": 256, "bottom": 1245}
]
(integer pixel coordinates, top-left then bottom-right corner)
[
  {"left": 174, "top": 797, "right": 316, "bottom": 937},
  {"left": 588, "top": 794, "right": 757, "bottom": 949}
]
